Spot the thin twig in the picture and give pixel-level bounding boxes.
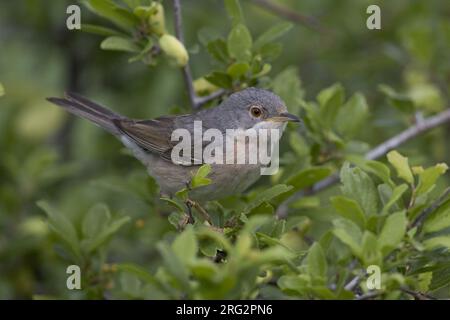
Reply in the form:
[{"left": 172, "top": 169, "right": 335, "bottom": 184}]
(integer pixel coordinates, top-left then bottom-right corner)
[
  {"left": 410, "top": 187, "right": 450, "bottom": 230},
  {"left": 251, "top": 0, "right": 325, "bottom": 33},
  {"left": 401, "top": 288, "right": 437, "bottom": 300},
  {"left": 365, "top": 108, "right": 450, "bottom": 160},
  {"left": 172, "top": 0, "right": 195, "bottom": 108},
  {"left": 344, "top": 275, "right": 361, "bottom": 292},
  {"left": 172, "top": 0, "right": 227, "bottom": 110},
  {"left": 195, "top": 88, "right": 228, "bottom": 107},
  {"left": 277, "top": 108, "right": 450, "bottom": 216},
  {"left": 356, "top": 291, "right": 381, "bottom": 300}
]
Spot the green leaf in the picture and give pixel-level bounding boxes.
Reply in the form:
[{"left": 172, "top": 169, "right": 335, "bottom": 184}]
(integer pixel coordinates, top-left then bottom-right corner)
[
  {"left": 175, "top": 188, "right": 189, "bottom": 201},
  {"left": 82, "top": 203, "right": 111, "bottom": 238},
  {"left": 379, "top": 84, "right": 415, "bottom": 113},
  {"left": 100, "top": 36, "right": 140, "bottom": 52},
  {"left": 429, "top": 265, "right": 450, "bottom": 290},
  {"left": 226, "top": 62, "right": 250, "bottom": 79},
  {"left": 258, "top": 42, "right": 282, "bottom": 60},
  {"left": 340, "top": 162, "right": 379, "bottom": 215},
  {"left": 37, "top": 201, "right": 81, "bottom": 259},
  {"left": 227, "top": 23, "right": 252, "bottom": 62},
  {"left": 363, "top": 161, "right": 394, "bottom": 186},
  {"left": 377, "top": 211, "right": 407, "bottom": 256},
  {"left": 423, "top": 198, "right": 450, "bottom": 233},
  {"left": 317, "top": 83, "right": 345, "bottom": 128},
  {"left": 361, "top": 231, "right": 382, "bottom": 267},
  {"left": 335, "top": 93, "right": 369, "bottom": 138},
  {"left": 416, "top": 163, "right": 448, "bottom": 196},
  {"left": 271, "top": 67, "right": 304, "bottom": 113},
  {"left": 382, "top": 184, "right": 408, "bottom": 214},
  {"left": 86, "top": 216, "right": 130, "bottom": 253},
  {"left": 81, "top": 24, "right": 124, "bottom": 36},
  {"left": 190, "top": 259, "right": 219, "bottom": 280},
  {"left": 160, "top": 197, "right": 185, "bottom": 213},
  {"left": 289, "top": 131, "right": 309, "bottom": 159},
  {"left": 172, "top": 226, "right": 198, "bottom": 265},
  {"left": 423, "top": 236, "right": 450, "bottom": 250},
  {"left": 0, "top": 83, "right": 5, "bottom": 97},
  {"left": 191, "top": 164, "right": 212, "bottom": 189},
  {"left": 120, "top": 273, "right": 141, "bottom": 297},
  {"left": 254, "top": 22, "right": 293, "bottom": 49},
  {"left": 117, "top": 263, "right": 157, "bottom": 284},
  {"left": 205, "top": 71, "right": 232, "bottom": 89},
  {"left": 128, "top": 38, "right": 154, "bottom": 63},
  {"left": 252, "top": 63, "right": 271, "bottom": 78},
  {"left": 243, "top": 184, "right": 293, "bottom": 214},
  {"left": 330, "top": 196, "right": 366, "bottom": 229},
  {"left": 157, "top": 242, "right": 190, "bottom": 290},
  {"left": 206, "top": 38, "right": 229, "bottom": 63},
  {"left": 196, "top": 227, "right": 232, "bottom": 253},
  {"left": 86, "top": 0, "right": 138, "bottom": 31},
  {"left": 286, "top": 167, "right": 332, "bottom": 191},
  {"left": 387, "top": 151, "right": 414, "bottom": 185},
  {"left": 332, "top": 219, "right": 362, "bottom": 257},
  {"left": 346, "top": 156, "right": 394, "bottom": 186},
  {"left": 307, "top": 243, "right": 327, "bottom": 284},
  {"left": 224, "top": 0, "right": 244, "bottom": 26},
  {"left": 289, "top": 196, "right": 320, "bottom": 209},
  {"left": 122, "top": 0, "right": 141, "bottom": 9},
  {"left": 278, "top": 275, "right": 307, "bottom": 295}
]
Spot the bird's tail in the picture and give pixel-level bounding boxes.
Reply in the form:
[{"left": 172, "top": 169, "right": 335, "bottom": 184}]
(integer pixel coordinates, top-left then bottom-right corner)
[{"left": 46, "top": 92, "right": 123, "bottom": 136}]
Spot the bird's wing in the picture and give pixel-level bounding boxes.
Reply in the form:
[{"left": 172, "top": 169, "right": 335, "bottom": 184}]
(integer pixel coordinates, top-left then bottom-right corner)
[
  {"left": 113, "top": 116, "right": 178, "bottom": 161},
  {"left": 114, "top": 114, "right": 223, "bottom": 164}
]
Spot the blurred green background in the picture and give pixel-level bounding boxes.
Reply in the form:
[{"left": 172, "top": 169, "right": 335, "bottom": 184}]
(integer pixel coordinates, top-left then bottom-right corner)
[{"left": 0, "top": 0, "right": 449, "bottom": 299}]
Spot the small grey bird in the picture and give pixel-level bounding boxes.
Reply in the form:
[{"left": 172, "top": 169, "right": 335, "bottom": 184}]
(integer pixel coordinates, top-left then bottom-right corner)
[{"left": 47, "top": 88, "right": 299, "bottom": 201}]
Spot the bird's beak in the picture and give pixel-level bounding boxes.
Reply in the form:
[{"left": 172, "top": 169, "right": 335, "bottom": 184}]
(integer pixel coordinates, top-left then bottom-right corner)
[{"left": 267, "top": 112, "right": 301, "bottom": 123}]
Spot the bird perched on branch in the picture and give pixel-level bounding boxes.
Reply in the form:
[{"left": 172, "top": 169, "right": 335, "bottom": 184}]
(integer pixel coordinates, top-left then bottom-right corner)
[{"left": 47, "top": 88, "right": 300, "bottom": 205}]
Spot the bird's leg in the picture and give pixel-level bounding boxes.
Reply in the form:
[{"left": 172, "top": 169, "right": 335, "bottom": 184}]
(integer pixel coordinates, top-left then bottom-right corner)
[
  {"left": 185, "top": 200, "right": 195, "bottom": 224},
  {"left": 186, "top": 199, "right": 213, "bottom": 225}
]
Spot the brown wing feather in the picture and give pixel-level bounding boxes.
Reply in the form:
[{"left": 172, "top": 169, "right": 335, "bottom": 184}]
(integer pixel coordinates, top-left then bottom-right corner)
[
  {"left": 114, "top": 115, "right": 217, "bottom": 164},
  {"left": 113, "top": 116, "right": 177, "bottom": 158}
]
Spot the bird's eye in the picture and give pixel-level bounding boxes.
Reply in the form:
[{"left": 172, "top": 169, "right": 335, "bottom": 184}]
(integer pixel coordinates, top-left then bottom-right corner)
[{"left": 250, "top": 106, "right": 262, "bottom": 118}]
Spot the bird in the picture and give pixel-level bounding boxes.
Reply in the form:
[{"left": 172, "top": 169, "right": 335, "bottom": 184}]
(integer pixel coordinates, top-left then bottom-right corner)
[{"left": 47, "top": 88, "right": 300, "bottom": 203}]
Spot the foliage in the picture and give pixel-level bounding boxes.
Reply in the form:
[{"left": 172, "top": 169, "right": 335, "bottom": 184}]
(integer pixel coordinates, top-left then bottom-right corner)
[{"left": 0, "top": 0, "right": 449, "bottom": 300}]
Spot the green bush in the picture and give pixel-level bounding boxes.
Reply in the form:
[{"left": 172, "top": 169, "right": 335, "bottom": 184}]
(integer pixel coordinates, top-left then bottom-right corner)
[{"left": 0, "top": 0, "right": 449, "bottom": 299}]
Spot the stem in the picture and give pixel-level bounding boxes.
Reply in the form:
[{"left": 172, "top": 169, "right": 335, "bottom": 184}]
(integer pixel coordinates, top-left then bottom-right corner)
[
  {"left": 172, "top": 0, "right": 227, "bottom": 110},
  {"left": 400, "top": 288, "right": 437, "bottom": 300},
  {"left": 356, "top": 291, "right": 381, "bottom": 300},
  {"left": 344, "top": 275, "right": 361, "bottom": 292}
]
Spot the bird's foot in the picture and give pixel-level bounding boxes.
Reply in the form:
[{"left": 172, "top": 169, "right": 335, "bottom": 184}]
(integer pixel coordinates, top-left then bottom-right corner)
[
  {"left": 185, "top": 199, "right": 213, "bottom": 226},
  {"left": 185, "top": 200, "right": 195, "bottom": 224}
]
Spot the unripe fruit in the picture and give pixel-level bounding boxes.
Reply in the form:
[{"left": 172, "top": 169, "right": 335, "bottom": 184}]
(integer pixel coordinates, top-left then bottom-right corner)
[
  {"left": 159, "top": 34, "right": 189, "bottom": 67},
  {"left": 193, "top": 77, "right": 219, "bottom": 96},
  {"left": 148, "top": 2, "right": 166, "bottom": 36}
]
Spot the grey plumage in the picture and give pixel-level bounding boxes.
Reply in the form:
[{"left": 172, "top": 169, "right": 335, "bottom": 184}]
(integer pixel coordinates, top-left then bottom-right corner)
[{"left": 47, "top": 88, "right": 298, "bottom": 200}]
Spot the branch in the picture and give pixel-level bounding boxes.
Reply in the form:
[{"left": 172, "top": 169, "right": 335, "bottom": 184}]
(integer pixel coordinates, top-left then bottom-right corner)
[
  {"left": 400, "top": 288, "right": 437, "bottom": 300},
  {"left": 251, "top": 0, "right": 325, "bottom": 33},
  {"left": 172, "top": 0, "right": 227, "bottom": 110},
  {"left": 364, "top": 108, "right": 450, "bottom": 160},
  {"left": 344, "top": 275, "right": 361, "bottom": 292},
  {"left": 277, "top": 108, "right": 450, "bottom": 216},
  {"left": 355, "top": 291, "right": 381, "bottom": 300}
]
